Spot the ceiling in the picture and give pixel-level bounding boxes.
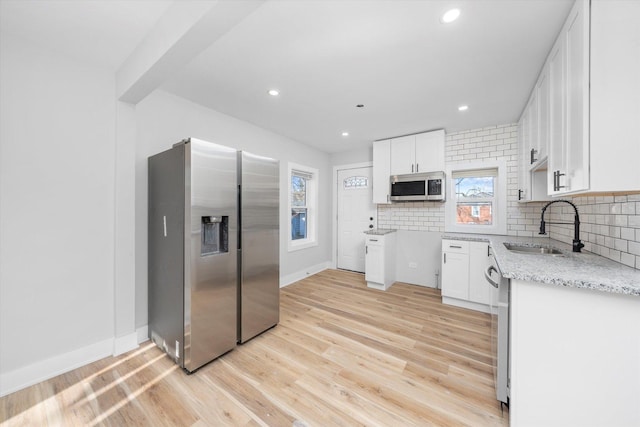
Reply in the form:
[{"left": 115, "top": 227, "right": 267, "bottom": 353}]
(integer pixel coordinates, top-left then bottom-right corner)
[
  {"left": 0, "top": 0, "right": 574, "bottom": 154},
  {"left": 0, "top": 0, "right": 173, "bottom": 71}
]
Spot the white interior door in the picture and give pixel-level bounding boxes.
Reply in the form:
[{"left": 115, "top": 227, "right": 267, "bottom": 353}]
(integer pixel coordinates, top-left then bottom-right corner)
[{"left": 337, "top": 167, "right": 376, "bottom": 272}]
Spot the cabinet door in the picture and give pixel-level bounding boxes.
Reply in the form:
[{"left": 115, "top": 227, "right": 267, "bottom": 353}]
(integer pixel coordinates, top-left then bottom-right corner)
[
  {"left": 372, "top": 140, "right": 391, "bottom": 204},
  {"left": 441, "top": 251, "right": 469, "bottom": 300},
  {"left": 518, "top": 110, "right": 531, "bottom": 201},
  {"left": 527, "top": 91, "right": 539, "bottom": 167},
  {"left": 390, "top": 135, "right": 415, "bottom": 175},
  {"left": 536, "top": 68, "right": 550, "bottom": 163},
  {"left": 548, "top": 38, "right": 565, "bottom": 195},
  {"left": 564, "top": 0, "right": 589, "bottom": 193},
  {"left": 365, "top": 242, "right": 384, "bottom": 283},
  {"left": 415, "top": 130, "right": 445, "bottom": 173},
  {"left": 548, "top": 0, "right": 589, "bottom": 195},
  {"left": 468, "top": 242, "right": 492, "bottom": 305}
]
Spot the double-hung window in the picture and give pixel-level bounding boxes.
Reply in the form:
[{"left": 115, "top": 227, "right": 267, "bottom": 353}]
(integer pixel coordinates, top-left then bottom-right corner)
[
  {"left": 445, "top": 160, "right": 506, "bottom": 235},
  {"left": 289, "top": 163, "right": 318, "bottom": 251}
]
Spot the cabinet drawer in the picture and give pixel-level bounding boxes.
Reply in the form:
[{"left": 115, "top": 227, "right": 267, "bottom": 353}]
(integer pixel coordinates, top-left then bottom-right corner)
[
  {"left": 366, "top": 235, "right": 384, "bottom": 245},
  {"left": 442, "top": 239, "right": 469, "bottom": 254}
]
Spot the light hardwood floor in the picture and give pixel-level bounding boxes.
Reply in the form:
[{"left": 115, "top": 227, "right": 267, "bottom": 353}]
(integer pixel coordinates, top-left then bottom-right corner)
[{"left": 1, "top": 269, "right": 508, "bottom": 426}]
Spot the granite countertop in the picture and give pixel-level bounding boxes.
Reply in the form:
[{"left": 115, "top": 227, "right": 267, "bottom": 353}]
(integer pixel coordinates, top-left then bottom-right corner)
[
  {"left": 443, "top": 233, "right": 640, "bottom": 296},
  {"left": 364, "top": 228, "right": 397, "bottom": 236}
]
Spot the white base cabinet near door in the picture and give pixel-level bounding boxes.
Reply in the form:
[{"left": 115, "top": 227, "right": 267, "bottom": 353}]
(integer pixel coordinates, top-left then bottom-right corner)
[
  {"left": 441, "top": 239, "right": 493, "bottom": 313},
  {"left": 365, "top": 232, "right": 396, "bottom": 291}
]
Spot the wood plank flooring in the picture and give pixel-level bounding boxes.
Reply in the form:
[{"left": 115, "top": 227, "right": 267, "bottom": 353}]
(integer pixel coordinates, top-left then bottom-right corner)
[{"left": 0, "top": 269, "right": 508, "bottom": 426}]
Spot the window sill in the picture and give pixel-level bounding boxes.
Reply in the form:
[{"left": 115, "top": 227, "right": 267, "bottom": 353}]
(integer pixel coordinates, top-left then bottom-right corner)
[
  {"left": 288, "top": 240, "right": 318, "bottom": 252},
  {"left": 444, "top": 224, "right": 506, "bottom": 235}
]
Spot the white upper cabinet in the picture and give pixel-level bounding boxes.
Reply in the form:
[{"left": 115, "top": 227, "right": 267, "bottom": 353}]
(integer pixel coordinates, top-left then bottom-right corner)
[
  {"left": 390, "top": 129, "right": 445, "bottom": 175},
  {"left": 545, "top": 0, "right": 640, "bottom": 195},
  {"left": 548, "top": 0, "right": 589, "bottom": 195},
  {"left": 414, "top": 129, "right": 445, "bottom": 173},
  {"left": 517, "top": 108, "right": 532, "bottom": 201},
  {"left": 372, "top": 139, "right": 391, "bottom": 204},
  {"left": 588, "top": 0, "right": 640, "bottom": 193},
  {"left": 536, "top": 67, "right": 550, "bottom": 165},
  {"left": 518, "top": 85, "right": 551, "bottom": 202},
  {"left": 390, "top": 135, "right": 416, "bottom": 175}
]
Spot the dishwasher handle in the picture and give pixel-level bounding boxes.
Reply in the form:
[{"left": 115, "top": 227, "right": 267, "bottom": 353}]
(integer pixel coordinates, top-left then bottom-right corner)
[{"left": 484, "top": 265, "right": 500, "bottom": 289}]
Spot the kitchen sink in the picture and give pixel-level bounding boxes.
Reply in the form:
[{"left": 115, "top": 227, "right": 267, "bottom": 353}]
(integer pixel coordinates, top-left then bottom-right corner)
[{"left": 503, "top": 243, "right": 564, "bottom": 255}]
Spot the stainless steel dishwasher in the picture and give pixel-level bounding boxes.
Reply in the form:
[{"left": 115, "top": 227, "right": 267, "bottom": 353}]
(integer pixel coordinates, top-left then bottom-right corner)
[{"left": 485, "top": 250, "right": 509, "bottom": 406}]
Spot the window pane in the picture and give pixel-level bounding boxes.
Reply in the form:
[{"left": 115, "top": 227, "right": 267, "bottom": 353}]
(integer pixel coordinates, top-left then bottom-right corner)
[
  {"left": 291, "top": 208, "right": 307, "bottom": 240},
  {"left": 455, "top": 176, "right": 495, "bottom": 225},
  {"left": 457, "top": 202, "right": 493, "bottom": 225},
  {"left": 455, "top": 176, "right": 494, "bottom": 199},
  {"left": 343, "top": 176, "right": 368, "bottom": 189},
  {"left": 291, "top": 175, "right": 307, "bottom": 207}
]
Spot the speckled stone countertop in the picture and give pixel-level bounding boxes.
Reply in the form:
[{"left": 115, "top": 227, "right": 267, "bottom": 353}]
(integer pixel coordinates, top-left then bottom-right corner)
[
  {"left": 364, "top": 229, "right": 397, "bottom": 235},
  {"left": 443, "top": 233, "right": 640, "bottom": 296}
]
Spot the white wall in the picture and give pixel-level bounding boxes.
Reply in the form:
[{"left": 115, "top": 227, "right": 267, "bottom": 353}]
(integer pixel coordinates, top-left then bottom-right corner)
[
  {"left": 330, "top": 146, "right": 372, "bottom": 166},
  {"left": 134, "top": 90, "right": 332, "bottom": 329},
  {"left": 0, "top": 34, "right": 116, "bottom": 395}
]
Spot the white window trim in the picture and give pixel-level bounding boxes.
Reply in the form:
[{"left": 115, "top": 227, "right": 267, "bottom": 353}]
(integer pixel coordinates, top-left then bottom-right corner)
[
  {"left": 288, "top": 162, "right": 319, "bottom": 252},
  {"left": 445, "top": 159, "right": 507, "bottom": 235}
]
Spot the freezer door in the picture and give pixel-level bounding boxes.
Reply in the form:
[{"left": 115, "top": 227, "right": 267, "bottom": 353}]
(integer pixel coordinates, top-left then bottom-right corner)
[
  {"left": 238, "top": 151, "right": 280, "bottom": 343},
  {"left": 185, "top": 139, "right": 238, "bottom": 372},
  {"left": 148, "top": 144, "right": 185, "bottom": 366}
]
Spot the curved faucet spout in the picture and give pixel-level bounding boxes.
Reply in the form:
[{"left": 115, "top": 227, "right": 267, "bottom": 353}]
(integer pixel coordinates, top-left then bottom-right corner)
[{"left": 539, "top": 199, "right": 584, "bottom": 253}]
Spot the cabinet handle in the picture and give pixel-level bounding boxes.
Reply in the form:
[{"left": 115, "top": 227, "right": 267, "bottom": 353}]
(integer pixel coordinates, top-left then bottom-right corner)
[
  {"left": 530, "top": 148, "right": 538, "bottom": 164},
  {"left": 416, "top": 163, "right": 419, "bottom": 173},
  {"left": 411, "top": 164, "right": 414, "bottom": 173},
  {"left": 554, "top": 170, "right": 566, "bottom": 191},
  {"left": 444, "top": 253, "right": 446, "bottom": 264},
  {"left": 449, "top": 245, "right": 462, "bottom": 249},
  {"left": 518, "top": 189, "right": 523, "bottom": 200},
  {"left": 370, "top": 239, "right": 378, "bottom": 242},
  {"left": 487, "top": 246, "right": 491, "bottom": 257},
  {"left": 366, "top": 246, "right": 368, "bottom": 254}
]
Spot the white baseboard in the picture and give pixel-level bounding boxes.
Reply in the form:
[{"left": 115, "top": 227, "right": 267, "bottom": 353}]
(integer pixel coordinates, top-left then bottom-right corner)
[
  {"left": 280, "top": 261, "right": 331, "bottom": 288},
  {"left": 442, "top": 296, "right": 491, "bottom": 314},
  {"left": 113, "top": 331, "right": 139, "bottom": 356},
  {"left": 0, "top": 337, "right": 113, "bottom": 397},
  {"left": 136, "top": 325, "right": 149, "bottom": 344}
]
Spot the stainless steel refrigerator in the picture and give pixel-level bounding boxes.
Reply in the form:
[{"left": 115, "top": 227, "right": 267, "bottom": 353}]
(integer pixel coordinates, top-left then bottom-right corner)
[
  {"left": 237, "top": 151, "right": 280, "bottom": 343},
  {"left": 148, "top": 138, "right": 279, "bottom": 372}
]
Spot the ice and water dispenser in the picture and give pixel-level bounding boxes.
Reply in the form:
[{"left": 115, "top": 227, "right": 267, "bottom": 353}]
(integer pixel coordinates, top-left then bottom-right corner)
[{"left": 201, "top": 216, "right": 228, "bottom": 256}]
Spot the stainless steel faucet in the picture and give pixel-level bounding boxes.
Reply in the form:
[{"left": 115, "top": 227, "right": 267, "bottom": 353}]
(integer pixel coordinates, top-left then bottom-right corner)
[{"left": 539, "top": 200, "right": 584, "bottom": 252}]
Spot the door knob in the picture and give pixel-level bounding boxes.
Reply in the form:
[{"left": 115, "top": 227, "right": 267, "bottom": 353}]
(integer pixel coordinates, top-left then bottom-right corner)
[{"left": 369, "top": 217, "right": 374, "bottom": 221}]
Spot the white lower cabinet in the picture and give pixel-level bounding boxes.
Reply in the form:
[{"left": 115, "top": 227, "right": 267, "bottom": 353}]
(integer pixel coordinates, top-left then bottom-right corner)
[
  {"left": 365, "top": 233, "right": 396, "bottom": 290},
  {"left": 441, "top": 239, "right": 493, "bottom": 312}
]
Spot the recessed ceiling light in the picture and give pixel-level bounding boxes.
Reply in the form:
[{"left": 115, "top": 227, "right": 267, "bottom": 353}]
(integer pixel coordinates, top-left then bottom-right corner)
[
  {"left": 441, "top": 8, "right": 461, "bottom": 24},
  {"left": 458, "top": 105, "right": 469, "bottom": 111},
  {"left": 342, "top": 132, "right": 349, "bottom": 137},
  {"left": 268, "top": 89, "right": 279, "bottom": 96}
]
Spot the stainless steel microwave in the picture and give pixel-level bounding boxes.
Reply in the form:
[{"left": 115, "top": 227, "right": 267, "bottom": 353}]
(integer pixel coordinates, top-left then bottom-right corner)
[{"left": 390, "top": 171, "right": 446, "bottom": 202}]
